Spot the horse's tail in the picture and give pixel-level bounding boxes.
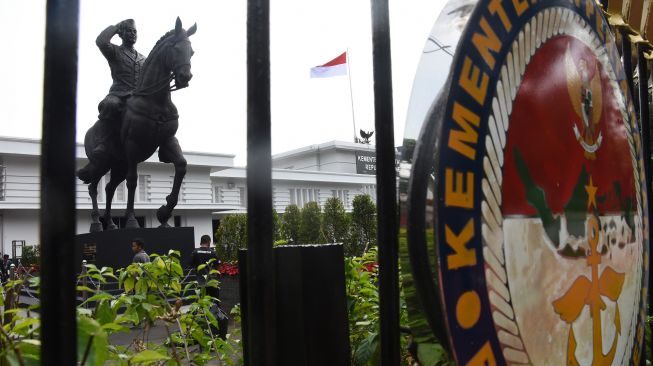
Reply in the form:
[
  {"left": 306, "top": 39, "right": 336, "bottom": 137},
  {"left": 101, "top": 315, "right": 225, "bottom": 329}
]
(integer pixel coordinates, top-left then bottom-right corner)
[
  {"left": 77, "top": 122, "right": 105, "bottom": 184},
  {"left": 77, "top": 163, "right": 97, "bottom": 184},
  {"left": 83, "top": 121, "right": 99, "bottom": 160}
]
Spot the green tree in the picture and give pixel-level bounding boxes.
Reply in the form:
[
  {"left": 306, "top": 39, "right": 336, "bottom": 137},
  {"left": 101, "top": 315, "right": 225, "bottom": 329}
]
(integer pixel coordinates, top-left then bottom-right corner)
[
  {"left": 299, "top": 201, "right": 325, "bottom": 244},
  {"left": 323, "top": 197, "right": 350, "bottom": 244},
  {"left": 272, "top": 209, "right": 281, "bottom": 241},
  {"left": 281, "top": 204, "right": 301, "bottom": 244},
  {"left": 350, "top": 194, "right": 377, "bottom": 255},
  {"left": 215, "top": 214, "right": 248, "bottom": 262}
]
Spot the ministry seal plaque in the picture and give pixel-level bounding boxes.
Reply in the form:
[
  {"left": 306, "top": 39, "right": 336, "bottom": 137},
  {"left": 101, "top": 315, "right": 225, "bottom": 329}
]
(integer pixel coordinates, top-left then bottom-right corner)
[{"left": 407, "top": 0, "right": 650, "bottom": 364}]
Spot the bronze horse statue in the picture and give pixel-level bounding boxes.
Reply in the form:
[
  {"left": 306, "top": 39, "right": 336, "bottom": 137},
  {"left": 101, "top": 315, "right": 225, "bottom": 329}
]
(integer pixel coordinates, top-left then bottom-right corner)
[{"left": 78, "top": 18, "right": 197, "bottom": 232}]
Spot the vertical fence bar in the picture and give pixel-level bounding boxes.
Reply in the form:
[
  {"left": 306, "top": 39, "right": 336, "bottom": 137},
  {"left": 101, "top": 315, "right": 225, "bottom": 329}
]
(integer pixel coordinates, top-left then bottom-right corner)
[
  {"left": 40, "top": 0, "right": 79, "bottom": 364},
  {"left": 636, "top": 44, "right": 652, "bottom": 366},
  {"left": 246, "top": 0, "right": 276, "bottom": 364},
  {"left": 370, "top": 0, "right": 401, "bottom": 364}
]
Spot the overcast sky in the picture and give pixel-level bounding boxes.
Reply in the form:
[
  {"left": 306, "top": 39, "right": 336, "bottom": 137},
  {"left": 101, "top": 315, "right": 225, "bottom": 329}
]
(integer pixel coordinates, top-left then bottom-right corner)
[{"left": 0, "top": 0, "right": 447, "bottom": 164}]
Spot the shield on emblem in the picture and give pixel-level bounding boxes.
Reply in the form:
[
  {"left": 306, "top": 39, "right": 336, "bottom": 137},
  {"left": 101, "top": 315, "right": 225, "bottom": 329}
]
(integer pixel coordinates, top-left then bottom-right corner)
[{"left": 401, "top": 0, "right": 650, "bottom": 364}]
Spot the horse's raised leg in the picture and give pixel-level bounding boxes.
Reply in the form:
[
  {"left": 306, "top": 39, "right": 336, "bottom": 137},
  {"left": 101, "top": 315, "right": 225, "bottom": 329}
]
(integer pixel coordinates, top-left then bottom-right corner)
[
  {"left": 89, "top": 180, "right": 103, "bottom": 232},
  {"left": 157, "top": 137, "right": 187, "bottom": 227},
  {"left": 104, "top": 167, "right": 125, "bottom": 230},
  {"left": 124, "top": 143, "right": 141, "bottom": 229}
]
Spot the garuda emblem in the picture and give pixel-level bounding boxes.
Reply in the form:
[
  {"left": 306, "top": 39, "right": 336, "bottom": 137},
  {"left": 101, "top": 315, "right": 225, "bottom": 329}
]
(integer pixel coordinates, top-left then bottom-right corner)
[{"left": 566, "top": 44, "right": 603, "bottom": 159}]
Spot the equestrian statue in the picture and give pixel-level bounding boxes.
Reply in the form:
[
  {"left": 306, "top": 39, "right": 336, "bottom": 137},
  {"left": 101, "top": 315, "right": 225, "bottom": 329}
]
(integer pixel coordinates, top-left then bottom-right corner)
[{"left": 78, "top": 17, "right": 197, "bottom": 232}]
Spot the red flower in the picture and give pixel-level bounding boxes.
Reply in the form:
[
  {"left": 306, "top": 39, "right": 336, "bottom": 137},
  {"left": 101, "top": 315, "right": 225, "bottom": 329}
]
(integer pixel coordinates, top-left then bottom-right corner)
[
  {"left": 363, "top": 262, "right": 378, "bottom": 273},
  {"left": 218, "top": 262, "right": 239, "bottom": 276}
]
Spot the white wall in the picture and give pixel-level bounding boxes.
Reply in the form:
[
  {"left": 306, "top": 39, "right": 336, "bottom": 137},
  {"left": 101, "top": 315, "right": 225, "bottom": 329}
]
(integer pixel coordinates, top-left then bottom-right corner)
[
  {"left": 1, "top": 210, "right": 38, "bottom": 256},
  {"left": 318, "top": 150, "right": 359, "bottom": 174},
  {"left": 185, "top": 210, "right": 213, "bottom": 247},
  {"left": 272, "top": 148, "right": 369, "bottom": 174},
  {"left": 2, "top": 155, "right": 40, "bottom": 205}
]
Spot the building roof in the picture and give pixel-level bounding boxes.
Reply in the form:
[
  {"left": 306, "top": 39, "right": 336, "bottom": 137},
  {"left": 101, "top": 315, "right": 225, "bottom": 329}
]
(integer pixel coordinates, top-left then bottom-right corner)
[
  {"left": 0, "top": 135, "right": 235, "bottom": 168},
  {"left": 271, "top": 140, "right": 375, "bottom": 161},
  {"left": 211, "top": 166, "right": 376, "bottom": 184}
]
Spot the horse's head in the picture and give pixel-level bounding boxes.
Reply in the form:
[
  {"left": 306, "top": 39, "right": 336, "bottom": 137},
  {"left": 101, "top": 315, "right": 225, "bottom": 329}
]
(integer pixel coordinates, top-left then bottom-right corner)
[{"left": 167, "top": 17, "right": 197, "bottom": 89}]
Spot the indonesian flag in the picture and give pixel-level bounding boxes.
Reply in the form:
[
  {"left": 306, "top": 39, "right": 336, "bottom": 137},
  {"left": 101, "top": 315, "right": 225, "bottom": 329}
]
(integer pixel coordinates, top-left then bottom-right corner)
[{"left": 310, "top": 52, "right": 347, "bottom": 78}]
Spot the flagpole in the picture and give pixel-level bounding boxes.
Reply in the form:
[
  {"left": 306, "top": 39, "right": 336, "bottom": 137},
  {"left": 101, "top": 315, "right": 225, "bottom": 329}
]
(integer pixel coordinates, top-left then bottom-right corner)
[{"left": 346, "top": 48, "right": 358, "bottom": 143}]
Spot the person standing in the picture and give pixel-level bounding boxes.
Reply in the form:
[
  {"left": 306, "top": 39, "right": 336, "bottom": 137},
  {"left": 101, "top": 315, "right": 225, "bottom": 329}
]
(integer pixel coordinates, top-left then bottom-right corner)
[
  {"left": 1, "top": 254, "right": 11, "bottom": 282},
  {"left": 131, "top": 238, "right": 150, "bottom": 263},
  {"left": 189, "top": 235, "right": 219, "bottom": 294},
  {"left": 189, "top": 235, "right": 227, "bottom": 339}
]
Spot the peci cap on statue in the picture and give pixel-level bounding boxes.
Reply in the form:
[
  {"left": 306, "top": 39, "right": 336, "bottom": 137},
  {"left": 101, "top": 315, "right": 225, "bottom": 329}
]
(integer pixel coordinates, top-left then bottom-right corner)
[{"left": 120, "top": 19, "right": 136, "bottom": 31}]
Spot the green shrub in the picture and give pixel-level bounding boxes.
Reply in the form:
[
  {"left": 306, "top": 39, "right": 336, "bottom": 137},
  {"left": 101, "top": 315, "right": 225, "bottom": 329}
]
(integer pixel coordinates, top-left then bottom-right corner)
[
  {"left": 0, "top": 252, "right": 242, "bottom": 365},
  {"left": 324, "top": 197, "right": 350, "bottom": 244},
  {"left": 281, "top": 204, "right": 301, "bottom": 244},
  {"left": 215, "top": 214, "right": 248, "bottom": 262},
  {"left": 299, "top": 202, "right": 325, "bottom": 244},
  {"left": 349, "top": 195, "right": 377, "bottom": 256},
  {"left": 20, "top": 245, "right": 40, "bottom": 267}
]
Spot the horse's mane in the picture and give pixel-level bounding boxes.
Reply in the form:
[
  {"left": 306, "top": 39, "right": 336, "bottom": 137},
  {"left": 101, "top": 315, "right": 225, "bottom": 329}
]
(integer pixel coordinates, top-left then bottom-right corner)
[
  {"left": 135, "top": 30, "right": 177, "bottom": 91},
  {"left": 154, "top": 30, "right": 177, "bottom": 49}
]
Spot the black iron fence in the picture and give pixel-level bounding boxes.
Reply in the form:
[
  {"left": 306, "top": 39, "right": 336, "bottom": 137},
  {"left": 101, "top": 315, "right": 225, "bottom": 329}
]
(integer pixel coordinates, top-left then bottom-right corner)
[{"left": 36, "top": 0, "right": 652, "bottom": 365}]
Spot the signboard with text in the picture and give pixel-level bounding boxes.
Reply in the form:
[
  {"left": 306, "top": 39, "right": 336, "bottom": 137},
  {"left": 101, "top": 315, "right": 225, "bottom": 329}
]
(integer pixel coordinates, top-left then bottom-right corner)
[{"left": 355, "top": 151, "right": 377, "bottom": 175}]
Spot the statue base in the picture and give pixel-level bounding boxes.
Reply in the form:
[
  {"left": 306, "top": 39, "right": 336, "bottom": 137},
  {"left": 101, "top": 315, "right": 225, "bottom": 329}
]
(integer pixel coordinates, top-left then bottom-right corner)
[
  {"left": 75, "top": 227, "right": 195, "bottom": 272},
  {"left": 89, "top": 222, "right": 103, "bottom": 233}
]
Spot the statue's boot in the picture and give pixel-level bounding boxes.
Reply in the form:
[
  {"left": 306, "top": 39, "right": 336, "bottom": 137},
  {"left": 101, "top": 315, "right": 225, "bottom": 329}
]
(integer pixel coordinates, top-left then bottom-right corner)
[{"left": 91, "top": 119, "right": 114, "bottom": 165}]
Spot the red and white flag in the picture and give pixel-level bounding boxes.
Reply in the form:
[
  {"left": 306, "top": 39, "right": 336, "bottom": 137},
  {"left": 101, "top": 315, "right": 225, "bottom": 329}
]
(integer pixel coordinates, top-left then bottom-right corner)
[{"left": 310, "top": 52, "right": 347, "bottom": 78}]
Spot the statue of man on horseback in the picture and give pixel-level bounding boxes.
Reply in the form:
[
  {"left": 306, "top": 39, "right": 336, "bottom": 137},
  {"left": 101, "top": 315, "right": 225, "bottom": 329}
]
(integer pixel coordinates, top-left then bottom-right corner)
[
  {"left": 78, "top": 17, "right": 197, "bottom": 232},
  {"left": 93, "top": 19, "right": 145, "bottom": 164}
]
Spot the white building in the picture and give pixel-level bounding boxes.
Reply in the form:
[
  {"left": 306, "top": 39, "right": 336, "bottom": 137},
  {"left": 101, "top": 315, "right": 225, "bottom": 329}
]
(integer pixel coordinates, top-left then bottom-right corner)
[{"left": 0, "top": 136, "right": 377, "bottom": 256}]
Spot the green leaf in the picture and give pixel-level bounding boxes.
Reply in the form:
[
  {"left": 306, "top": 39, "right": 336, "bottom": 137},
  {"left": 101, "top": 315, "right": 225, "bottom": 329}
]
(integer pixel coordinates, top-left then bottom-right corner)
[
  {"left": 123, "top": 277, "right": 135, "bottom": 293},
  {"left": 102, "top": 272, "right": 118, "bottom": 281},
  {"left": 155, "top": 257, "right": 166, "bottom": 270},
  {"left": 95, "top": 299, "right": 116, "bottom": 325},
  {"left": 11, "top": 317, "right": 40, "bottom": 335},
  {"left": 115, "top": 312, "right": 139, "bottom": 325},
  {"left": 27, "top": 276, "right": 40, "bottom": 288},
  {"left": 353, "top": 332, "right": 379, "bottom": 366},
  {"left": 17, "top": 339, "right": 40, "bottom": 366},
  {"left": 170, "top": 280, "right": 181, "bottom": 293},
  {"left": 77, "top": 316, "right": 108, "bottom": 366},
  {"left": 130, "top": 349, "right": 170, "bottom": 364},
  {"left": 135, "top": 278, "right": 148, "bottom": 294},
  {"left": 171, "top": 262, "right": 183, "bottom": 277},
  {"left": 101, "top": 322, "right": 129, "bottom": 333},
  {"left": 77, "top": 308, "right": 93, "bottom": 317},
  {"left": 417, "top": 342, "right": 453, "bottom": 366},
  {"left": 76, "top": 285, "right": 95, "bottom": 293},
  {"left": 84, "top": 292, "right": 113, "bottom": 304}
]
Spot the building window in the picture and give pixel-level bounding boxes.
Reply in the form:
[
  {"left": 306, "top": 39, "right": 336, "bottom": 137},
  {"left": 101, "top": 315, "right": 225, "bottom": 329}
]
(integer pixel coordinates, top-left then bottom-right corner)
[
  {"left": 214, "top": 185, "right": 223, "bottom": 203},
  {"left": 239, "top": 187, "right": 247, "bottom": 207},
  {"left": 289, "top": 188, "right": 296, "bottom": 205},
  {"left": 138, "top": 175, "right": 150, "bottom": 202},
  {"left": 289, "top": 188, "right": 321, "bottom": 208},
  {"left": 0, "top": 164, "right": 6, "bottom": 201},
  {"left": 331, "top": 189, "right": 350, "bottom": 208},
  {"left": 116, "top": 182, "right": 126, "bottom": 202}
]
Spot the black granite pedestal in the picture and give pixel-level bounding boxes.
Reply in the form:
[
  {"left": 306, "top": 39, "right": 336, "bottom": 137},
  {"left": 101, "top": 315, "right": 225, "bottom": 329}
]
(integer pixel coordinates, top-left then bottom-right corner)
[{"left": 75, "top": 227, "right": 195, "bottom": 272}]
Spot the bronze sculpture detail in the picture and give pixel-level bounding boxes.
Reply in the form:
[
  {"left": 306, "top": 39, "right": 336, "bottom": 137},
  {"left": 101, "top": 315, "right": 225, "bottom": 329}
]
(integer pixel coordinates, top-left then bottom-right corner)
[{"left": 78, "top": 17, "right": 197, "bottom": 232}]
